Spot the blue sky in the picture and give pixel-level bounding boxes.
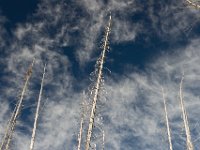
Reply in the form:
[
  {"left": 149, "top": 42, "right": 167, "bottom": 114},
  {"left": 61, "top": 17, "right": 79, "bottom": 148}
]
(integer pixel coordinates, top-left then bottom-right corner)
[{"left": 0, "top": 0, "right": 200, "bottom": 150}]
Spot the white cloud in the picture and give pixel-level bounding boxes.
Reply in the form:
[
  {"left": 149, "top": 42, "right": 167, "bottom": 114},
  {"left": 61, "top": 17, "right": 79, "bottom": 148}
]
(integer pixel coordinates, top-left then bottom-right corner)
[{"left": 1, "top": 0, "right": 200, "bottom": 150}]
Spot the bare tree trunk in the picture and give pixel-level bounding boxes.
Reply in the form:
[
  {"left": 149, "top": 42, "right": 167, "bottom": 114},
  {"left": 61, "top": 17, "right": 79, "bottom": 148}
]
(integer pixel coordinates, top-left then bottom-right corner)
[
  {"left": 161, "top": 87, "right": 173, "bottom": 150},
  {"left": 0, "top": 58, "right": 35, "bottom": 150},
  {"left": 77, "top": 116, "right": 84, "bottom": 150},
  {"left": 85, "top": 15, "right": 112, "bottom": 150},
  {"left": 77, "top": 92, "right": 88, "bottom": 150},
  {"left": 0, "top": 102, "right": 18, "bottom": 150},
  {"left": 179, "top": 74, "right": 194, "bottom": 150},
  {"left": 29, "top": 64, "right": 46, "bottom": 150}
]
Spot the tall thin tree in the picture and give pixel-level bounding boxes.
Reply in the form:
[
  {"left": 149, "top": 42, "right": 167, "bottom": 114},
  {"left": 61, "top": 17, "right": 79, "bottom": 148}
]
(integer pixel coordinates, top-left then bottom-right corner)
[
  {"left": 77, "top": 111, "right": 84, "bottom": 150},
  {"left": 179, "top": 74, "right": 194, "bottom": 150},
  {"left": 85, "top": 14, "right": 112, "bottom": 150},
  {"left": 0, "top": 58, "right": 35, "bottom": 150},
  {"left": 77, "top": 92, "right": 87, "bottom": 150},
  {"left": 29, "top": 64, "right": 46, "bottom": 150},
  {"left": 161, "top": 87, "right": 173, "bottom": 150}
]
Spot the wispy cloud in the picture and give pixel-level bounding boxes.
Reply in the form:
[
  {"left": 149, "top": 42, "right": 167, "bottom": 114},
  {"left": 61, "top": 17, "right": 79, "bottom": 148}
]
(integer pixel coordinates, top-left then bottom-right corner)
[{"left": 0, "top": 0, "right": 200, "bottom": 150}]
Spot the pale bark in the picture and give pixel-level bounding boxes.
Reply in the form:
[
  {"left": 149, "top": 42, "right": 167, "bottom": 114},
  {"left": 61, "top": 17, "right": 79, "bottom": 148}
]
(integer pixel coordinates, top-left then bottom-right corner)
[
  {"left": 162, "top": 87, "right": 173, "bottom": 150},
  {"left": 85, "top": 15, "right": 112, "bottom": 150},
  {"left": 29, "top": 64, "right": 46, "bottom": 150},
  {"left": 179, "top": 74, "right": 194, "bottom": 150},
  {"left": 0, "top": 59, "right": 35, "bottom": 150}
]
